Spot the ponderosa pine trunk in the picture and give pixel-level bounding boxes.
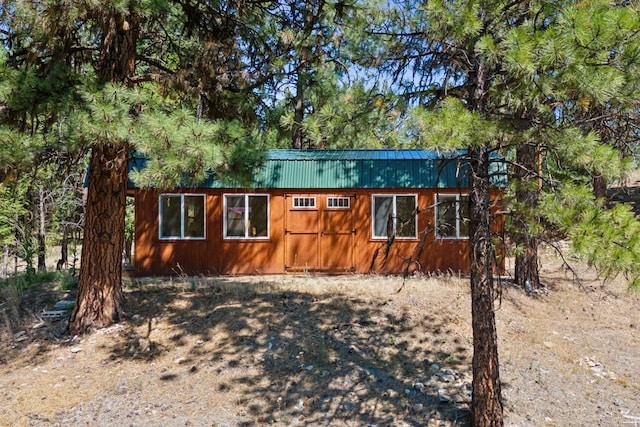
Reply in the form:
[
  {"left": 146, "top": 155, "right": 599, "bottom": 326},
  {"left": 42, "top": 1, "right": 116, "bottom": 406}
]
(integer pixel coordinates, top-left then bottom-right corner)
[
  {"left": 292, "top": 82, "right": 305, "bottom": 149},
  {"left": 592, "top": 174, "right": 607, "bottom": 201},
  {"left": 69, "top": 10, "right": 136, "bottom": 334},
  {"left": 37, "top": 187, "right": 47, "bottom": 272},
  {"left": 469, "top": 145, "right": 504, "bottom": 427},
  {"left": 514, "top": 141, "right": 540, "bottom": 291},
  {"left": 69, "top": 142, "right": 128, "bottom": 333},
  {"left": 469, "top": 40, "right": 503, "bottom": 426},
  {"left": 291, "top": 0, "right": 321, "bottom": 150}
]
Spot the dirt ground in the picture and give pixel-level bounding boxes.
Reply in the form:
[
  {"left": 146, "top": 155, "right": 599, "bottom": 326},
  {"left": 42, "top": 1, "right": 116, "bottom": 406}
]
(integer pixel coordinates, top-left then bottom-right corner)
[{"left": 1, "top": 251, "right": 639, "bottom": 427}]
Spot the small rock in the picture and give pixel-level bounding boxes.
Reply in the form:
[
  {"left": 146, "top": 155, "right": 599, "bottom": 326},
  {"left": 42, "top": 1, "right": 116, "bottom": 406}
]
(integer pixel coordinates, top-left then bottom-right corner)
[
  {"left": 175, "top": 357, "right": 187, "bottom": 364},
  {"left": 132, "top": 337, "right": 151, "bottom": 352},
  {"left": 543, "top": 341, "right": 554, "bottom": 349},
  {"left": 413, "top": 382, "right": 425, "bottom": 391},
  {"left": 14, "top": 331, "right": 27, "bottom": 338},
  {"left": 591, "top": 364, "right": 604, "bottom": 373},
  {"left": 131, "top": 314, "right": 141, "bottom": 321},
  {"left": 70, "top": 347, "right": 82, "bottom": 353},
  {"left": 437, "top": 388, "right": 450, "bottom": 402},
  {"left": 54, "top": 300, "right": 75, "bottom": 310},
  {"left": 430, "top": 363, "right": 440, "bottom": 371},
  {"left": 425, "top": 375, "right": 440, "bottom": 387},
  {"left": 441, "top": 374, "right": 456, "bottom": 383},
  {"left": 305, "top": 365, "right": 314, "bottom": 371},
  {"left": 384, "top": 389, "right": 398, "bottom": 399}
]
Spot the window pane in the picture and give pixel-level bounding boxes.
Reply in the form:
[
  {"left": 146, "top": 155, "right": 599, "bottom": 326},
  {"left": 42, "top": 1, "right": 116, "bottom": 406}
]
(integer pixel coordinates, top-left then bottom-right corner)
[
  {"left": 293, "top": 197, "right": 315, "bottom": 208},
  {"left": 226, "top": 195, "right": 246, "bottom": 237},
  {"left": 373, "top": 196, "right": 393, "bottom": 237},
  {"left": 396, "top": 195, "right": 416, "bottom": 237},
  {"left": 458, "top": 196, "right": 469, "bottom": 237},
  {"left": 184, "top": 195, "right": 205, "bottom": 238},
  {"left": 327, "top": 197, "right": 350, "bottom": 208},
  {"left": 248, "top": 195, "right": 268, "bottom": 237},
  {"left": 160, "top": 195, "right": 182, "bottom": 238},
  {"left": 437, "top": 196, "right": 457, "bottom": 238}
]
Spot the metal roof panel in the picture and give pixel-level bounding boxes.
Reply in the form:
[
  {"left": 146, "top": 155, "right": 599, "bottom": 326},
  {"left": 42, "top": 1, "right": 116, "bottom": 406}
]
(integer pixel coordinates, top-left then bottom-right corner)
[{"left": 129, "top": 149, "right": 506, "bottom": 189}]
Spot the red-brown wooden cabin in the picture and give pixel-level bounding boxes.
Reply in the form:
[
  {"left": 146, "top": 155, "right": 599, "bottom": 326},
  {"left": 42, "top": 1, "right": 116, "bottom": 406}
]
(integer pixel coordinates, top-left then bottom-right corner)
[{"left": 130, "top": 149, "right": 506, "bottom": 276}]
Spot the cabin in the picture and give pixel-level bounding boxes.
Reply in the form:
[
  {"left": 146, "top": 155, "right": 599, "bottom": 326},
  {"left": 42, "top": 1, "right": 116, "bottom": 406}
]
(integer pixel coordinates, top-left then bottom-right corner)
[{"left": 130, "top": 149, "right": 506, "bottom": 276}]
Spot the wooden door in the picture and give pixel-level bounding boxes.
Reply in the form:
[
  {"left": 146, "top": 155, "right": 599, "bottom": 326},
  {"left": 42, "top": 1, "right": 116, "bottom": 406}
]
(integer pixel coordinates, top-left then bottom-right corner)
[
  {"left": 285, "top": 195, "right": 319, "bottom": 270},
  {"left": 320, "top": 196, "right": 354, "bottom": 271},
  {"left": 285, "top": 194, "right": 355, "bottom": 272}
]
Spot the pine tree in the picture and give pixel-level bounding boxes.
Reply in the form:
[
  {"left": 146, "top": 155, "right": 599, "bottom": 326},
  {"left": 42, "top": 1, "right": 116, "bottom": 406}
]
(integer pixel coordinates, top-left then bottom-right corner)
[
  {"left": 257, "top": 0, "right": 376, "bottom": 149},
  {"left": 0, "top": 1, "right": 273, "bottom": 333},
  {"left": 364, "top": 1, "right": 640, "bottom": 425}
]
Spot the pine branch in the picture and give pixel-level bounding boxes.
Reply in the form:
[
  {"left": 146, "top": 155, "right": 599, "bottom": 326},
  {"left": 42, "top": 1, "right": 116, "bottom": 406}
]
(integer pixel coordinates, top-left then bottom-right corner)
[
  {"left": 136, "top": 55, "right": 175, "bottom": 74},
  {"left": 126, "top": 73, "right": 165, "bottom": 84},
  {"left": 543, "top": 238, "right": 586, "bottom": 291}
]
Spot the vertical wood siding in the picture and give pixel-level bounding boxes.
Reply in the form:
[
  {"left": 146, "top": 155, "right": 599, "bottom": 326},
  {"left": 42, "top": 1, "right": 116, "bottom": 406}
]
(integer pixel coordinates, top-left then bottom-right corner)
[{"left": 133, "top": 188, "right": 504, "bottom": 276}]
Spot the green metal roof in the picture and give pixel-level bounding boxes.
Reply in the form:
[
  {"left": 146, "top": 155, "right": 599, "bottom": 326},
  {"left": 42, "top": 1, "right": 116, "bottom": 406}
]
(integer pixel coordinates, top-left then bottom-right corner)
[{"left": 130, "top": 149, "right": 507, "bottom": 189}]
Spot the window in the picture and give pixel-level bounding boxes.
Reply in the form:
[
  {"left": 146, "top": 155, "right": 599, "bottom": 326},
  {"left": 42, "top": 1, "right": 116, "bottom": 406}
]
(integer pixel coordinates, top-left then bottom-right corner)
[
  {"left": 372, "top": 195, "right": 417, "bottom": 239},
  {"left": 225, "top": 194, "right": 269, "bottom": 239},
  {"left": 159, "top": 194, "right": 205, "bottom": 239},
  {"left": 327, "top": 197, "right": 350, "bottom": 208},
  {"left": 293, "top": 197, "right": 316, "bottom": 208},
  {"left": 436, "top": 194, "right": 469, "bottom": 238}
]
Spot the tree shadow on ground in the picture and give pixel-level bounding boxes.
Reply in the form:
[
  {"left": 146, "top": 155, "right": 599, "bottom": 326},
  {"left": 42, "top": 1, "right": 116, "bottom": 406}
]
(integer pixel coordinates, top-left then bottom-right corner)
[{"left": 107, "top": 277, "right": 473, "bottom": 426}]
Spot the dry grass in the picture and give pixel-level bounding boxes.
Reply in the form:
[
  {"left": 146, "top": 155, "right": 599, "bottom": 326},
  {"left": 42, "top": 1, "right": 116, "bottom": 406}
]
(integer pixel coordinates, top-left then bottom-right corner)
[{"left": 1, "top": 253, "right": 639, "bottom": 426}]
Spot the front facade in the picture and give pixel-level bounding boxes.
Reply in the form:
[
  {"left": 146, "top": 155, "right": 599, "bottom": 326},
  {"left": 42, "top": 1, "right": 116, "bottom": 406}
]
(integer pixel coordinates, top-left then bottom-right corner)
[{"left": 131, "top": 149, "right": 506, "bottom": 276}]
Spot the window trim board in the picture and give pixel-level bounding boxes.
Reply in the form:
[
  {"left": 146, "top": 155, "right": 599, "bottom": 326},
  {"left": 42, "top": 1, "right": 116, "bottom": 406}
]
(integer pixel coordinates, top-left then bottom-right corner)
[
  {"left": 158, "top": 193, "right": 206, "bottom": 240},
  {"left": 371, "top": 194, "right": 418, "bottom": 240},
  {"left": 223, "top": 193, "right": 270, "bottom": 240}
]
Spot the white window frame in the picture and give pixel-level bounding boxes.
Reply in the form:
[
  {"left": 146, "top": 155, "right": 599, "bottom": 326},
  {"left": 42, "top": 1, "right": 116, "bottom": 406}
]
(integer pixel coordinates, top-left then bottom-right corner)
[
  {"left": 371, "top": 194, "right": 418, "bottom": 240},
  {"left": 326, "top": 197, "right": 350, "bottom": 209},
  {"left": 158, "top": 194, "right": 206, "bottom": 240},
  {"left": 435, "top": 194, "right": 469, "bottom": 239},
  {"left": 292, "top": 196, "right": 316, "bottom": 208},
  {"left": 223, "top": 193, "right": 270, "bottom": 239}
]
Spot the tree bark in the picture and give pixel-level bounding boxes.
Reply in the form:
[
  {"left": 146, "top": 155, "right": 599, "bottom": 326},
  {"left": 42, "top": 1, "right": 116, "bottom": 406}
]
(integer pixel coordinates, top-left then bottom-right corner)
[
  {"left": 514, "top": 141, "right": 540, "bottom": 291},
  {"left": 468, "top": 32, "right": 503, "bottom": 426},
  {"left": 124, "top": 236, "right": 133, "bottom": 266},
  {"left": 469, "top": 146, "right": 504, "bottom": 427},
  {"left": 60, "top": 226, "right": 68, "bottom": 269},
  {"left": 37, "top": 187, "right": 47, "bottom": 272},
  {"left": 70, "top": 8, "right": 136, "bottom": 334},
  {"left": 292, "top": 85, "right": 305, "bottom": 149},
  {"left": 70, "top": 142, "right": 128, "bottom": 334},
  {"left": 291, "top": 0, "right": 321, "bottom": 149},
  {"left": 592, "top": 174, "right": 607, "bottom": 201}
]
